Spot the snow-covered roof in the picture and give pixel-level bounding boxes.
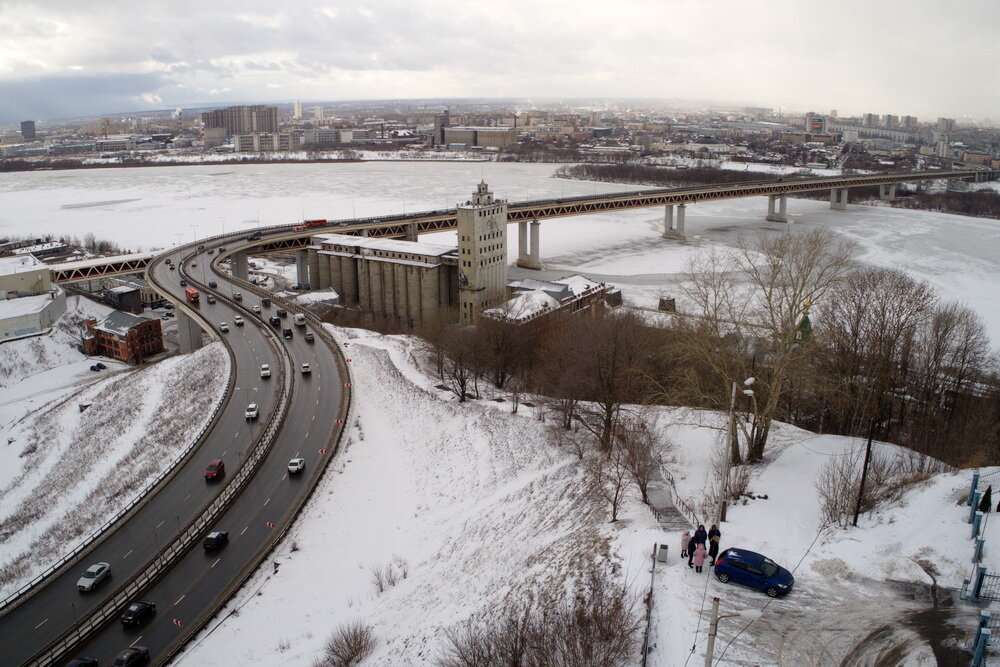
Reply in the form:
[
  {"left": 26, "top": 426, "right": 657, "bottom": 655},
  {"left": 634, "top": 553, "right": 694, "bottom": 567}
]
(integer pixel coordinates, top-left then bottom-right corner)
[
  {"left": 508, "top": 275, "right": 600, "bottom": 302},
  {"left": 93, "top": 310, "right": 152, "bottom": 336},
  {"left": 0, "top": 292, "right": 57, "bottom": 318},
  {"left": 483, "top": 290, "right": 560, "bottom": 321},
  {"left": 313, "top": 233, "right": 456, "bottom": 257},
  {"left": 0, "top": 254, "right": 44, "bottom": 276},
  {"left": 11, "top": 242, "right": 66, "bottom": 255}
]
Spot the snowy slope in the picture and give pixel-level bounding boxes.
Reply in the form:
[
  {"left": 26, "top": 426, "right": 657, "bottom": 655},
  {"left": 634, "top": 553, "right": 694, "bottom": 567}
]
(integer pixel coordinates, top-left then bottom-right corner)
[{"left": 0, "top": 343, "right": 228, "bottom": 598}]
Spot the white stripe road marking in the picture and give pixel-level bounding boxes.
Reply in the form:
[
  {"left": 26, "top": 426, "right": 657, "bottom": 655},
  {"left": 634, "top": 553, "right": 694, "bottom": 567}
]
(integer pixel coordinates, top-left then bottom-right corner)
[
  {"left": 281, "top": 473, "right": 287, "bottom": 480},
  {"left": 263, "top": 498, "right": 270, "bottom": 506},
  {"left": 122, "top": 549, "right": 133, "bottom": 559},
  {"left": 183, "top": 494, "right": 190, "bottom": 503},
  {"left": 34, "top": 619, "right": 47, "bottom": 630},
  {"left": 174, "top": 594, "right": 185, "bottom": 606},
  {"left": 130, "top": 636, "right": 143, "bottom": 648},
  {"left": 222, "top": 449, "right": 228, "bottom": 456},
  {"left": 240, "top": 525, "right": 248, "bottom": 536},
  {"left": 157, "top": 520, "right": 165, "bottom": 529},
  {"left": 211, "top": 558, "right": 221, "bottom": 569}
]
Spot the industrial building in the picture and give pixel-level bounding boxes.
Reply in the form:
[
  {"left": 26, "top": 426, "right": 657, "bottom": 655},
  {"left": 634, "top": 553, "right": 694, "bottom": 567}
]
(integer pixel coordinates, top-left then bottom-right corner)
[
  {"left": 82, "top": 312, "right": 163, "bottom": 363},
  {"left": 0, "top": 255, "right": 67, "bottom": 342}
]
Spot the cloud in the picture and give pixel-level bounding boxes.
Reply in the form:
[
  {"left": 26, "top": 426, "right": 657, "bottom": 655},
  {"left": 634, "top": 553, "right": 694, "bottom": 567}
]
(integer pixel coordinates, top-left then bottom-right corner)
[{"left": 0, "top": 73, "right": 166, "bottom": 122}]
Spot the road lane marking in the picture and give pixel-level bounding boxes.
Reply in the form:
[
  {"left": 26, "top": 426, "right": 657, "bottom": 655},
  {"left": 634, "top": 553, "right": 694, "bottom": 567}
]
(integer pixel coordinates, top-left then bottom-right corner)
[
  {"left": 281, "top": 473, "right": 287, "bottom": 480},
  {"left": 34, "top": 619, "right": 47, "bottom": 630},
  {"left": 157, "top": 520, "right": 165, "bottom": 529},
  {"left": 263, "top": 497, "right": 270, "bottom": 506},
  {"left": 122, "top": 549, "right": 133, "bottom": 559},
  {"left": 222, "top": 449, "right": 228, "bottom": 456},
  {"left": 211, "top": 558, "right": 221, "bottom": 568},
  {"left": 130, "top": 636, "right": 143, "bottom": 648},
  {"left": 294, "top": 451, "right": 299, "bottom": 457},
  {"left": 240, "top": 525, "right": 248, "bottom": 536},
  {"left": 183, "top": 494, "right": 190, "bottom": 503},
  {"left": 174, "top": 594, "right": 186, "bottom": 606},
  {"left": 311, "top": 415, "right": 315, "bottom": 422}
]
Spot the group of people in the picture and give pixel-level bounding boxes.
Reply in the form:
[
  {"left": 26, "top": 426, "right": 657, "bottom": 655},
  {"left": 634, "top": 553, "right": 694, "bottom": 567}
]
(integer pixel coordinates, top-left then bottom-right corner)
[{"left": 680, "top": 524, "right": 721, "bottom": 573}]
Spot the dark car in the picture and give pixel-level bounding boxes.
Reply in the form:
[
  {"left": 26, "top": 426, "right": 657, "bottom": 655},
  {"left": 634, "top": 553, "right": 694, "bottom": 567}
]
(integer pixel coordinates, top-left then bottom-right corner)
[
  {"left": 89, "top": 365, "right": 101, "bottom": 372},
  {"left": 282, "top": 328, "right": 293, "bottom": 339},
  {"left": 164, "top": 258, "right": 172, "bottom": 265},
  {"left": 120, "top": 601, "right": 156, "bottom": 626},
  {"left": 261, "top": 297, "right": 270, "bottom": 307},
  {"left": 276, "top": 308, "right": 287, "bottom": 318},
  {"left": 269, "top": 316, "right": 281, "bottom": 327},
  {"left": 179, "top": 280, "right": 187, "bottom": 287},
  {"left": 95, "top": 362, "right": 107, "bottom": 369},
  {"left": 714, "top": 548, "right": 794, "bottom": 598},
  {"left": 204, "top": 459, "right": 225, "bottom": 480},
  {"left": 208, "top": 280, "right": 218, "bottom": 288},
  {"left": 112, "top": 646, "right": 150, "bottom": 667},
  {"left": 67, "top": 658, "right": 99, "bottom": 667},
  {"left": 203, "top": 530, "right": 229, "bottom": 550}
]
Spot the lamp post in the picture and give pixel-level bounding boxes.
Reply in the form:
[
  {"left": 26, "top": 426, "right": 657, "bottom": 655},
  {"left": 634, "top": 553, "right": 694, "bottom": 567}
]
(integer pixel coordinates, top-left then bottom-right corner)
[
  {"left": 704, "top": 596, "right": 762, "bottom": 666},
  {"left": 719, "top": 377, "right": 755, "bottom": 523}
]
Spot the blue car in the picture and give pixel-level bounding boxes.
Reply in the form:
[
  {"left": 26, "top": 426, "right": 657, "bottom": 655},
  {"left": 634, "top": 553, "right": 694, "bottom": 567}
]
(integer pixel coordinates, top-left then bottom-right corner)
[{"left": 714, "top": 548, "right": 794, "bottom": 597}]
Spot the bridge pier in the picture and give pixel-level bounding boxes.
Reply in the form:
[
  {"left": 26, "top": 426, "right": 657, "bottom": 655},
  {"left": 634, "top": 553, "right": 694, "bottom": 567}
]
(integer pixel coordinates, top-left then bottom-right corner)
[
  {"left": 231, "top": 250, "right": 249, "bottom": 281},
  {"left": 176, "top": 313, "right": 204, "bottom": 353},
  {"left": 878, "top": 184, "right": 897, "bottom": 200},
  {"left": 296, "top": 249, "right": 309, "bottom": 288},
  {"left": 830, "top": 188, "right": 849, "bottom": 210},
  {"left": 662, "top": 204, "right": 686, "bottom": 239},
  {"left": 404, "top": 223, "right": 418, "bottom": 242},
  {"left": 766, "top": 195, "right": 789, "bottom": 223},
  {"left": 516, "top": 219, "right": 543, "bottom": 269}
]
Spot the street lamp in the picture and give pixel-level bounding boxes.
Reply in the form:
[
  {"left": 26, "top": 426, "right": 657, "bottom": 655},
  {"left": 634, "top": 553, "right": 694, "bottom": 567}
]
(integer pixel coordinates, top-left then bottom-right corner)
[
  {"left": 719, "top": 377, "right": 756, "bottom": 523},
  {"left": 704, "top": 596, "right": 762, "bottom": 666}
]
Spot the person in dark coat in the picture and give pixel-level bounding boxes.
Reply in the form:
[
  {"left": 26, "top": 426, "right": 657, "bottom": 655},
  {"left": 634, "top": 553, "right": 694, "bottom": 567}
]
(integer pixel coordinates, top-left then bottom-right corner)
[
  {"left": 687, "top": 535, "right": 698, "bottom": 567},
  {"left": 707, "top": 524, "right": 721, "bottom": 566},
  {"left": 693, "top": 524, "right": 708, "bottom": 546}
]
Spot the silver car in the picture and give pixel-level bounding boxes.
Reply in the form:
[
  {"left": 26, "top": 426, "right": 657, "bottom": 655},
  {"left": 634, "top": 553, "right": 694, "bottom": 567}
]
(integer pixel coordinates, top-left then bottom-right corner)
[{"left": 77, "top": 562, "right": 111, "bottom": 592}]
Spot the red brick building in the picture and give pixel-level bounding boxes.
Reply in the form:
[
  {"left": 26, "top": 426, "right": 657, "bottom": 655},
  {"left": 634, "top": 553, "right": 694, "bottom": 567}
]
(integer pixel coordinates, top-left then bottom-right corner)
[{"left": 83, "top": 312, "right": 163, "bottom": 363}]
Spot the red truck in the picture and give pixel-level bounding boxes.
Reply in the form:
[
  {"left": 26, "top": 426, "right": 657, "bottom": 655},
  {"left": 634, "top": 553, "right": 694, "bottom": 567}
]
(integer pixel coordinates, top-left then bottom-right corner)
[
  {"left": 185, "top": 287, "right": 200, "bottom": 303},
  {"left": 293, "top": 219, "right": 327, "bottom": 232}
]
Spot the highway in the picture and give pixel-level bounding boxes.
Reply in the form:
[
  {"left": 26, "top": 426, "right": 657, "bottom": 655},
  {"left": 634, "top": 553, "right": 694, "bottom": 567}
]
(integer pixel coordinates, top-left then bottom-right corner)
[{"left": 0, "top": 237, "right": 348, "bottom": 666}]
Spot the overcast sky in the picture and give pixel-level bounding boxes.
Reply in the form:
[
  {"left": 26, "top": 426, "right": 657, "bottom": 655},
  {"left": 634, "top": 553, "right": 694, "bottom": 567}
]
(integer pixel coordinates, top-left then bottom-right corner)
[{"left": 1, "top": 0, "right": 998, "bottom": 124}]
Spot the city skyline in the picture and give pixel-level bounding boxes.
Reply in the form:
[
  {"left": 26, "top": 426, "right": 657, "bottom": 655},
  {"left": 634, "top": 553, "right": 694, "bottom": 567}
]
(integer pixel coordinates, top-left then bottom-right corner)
[{"left": 1, "top": 0, "right": 998, "bottom": 124}]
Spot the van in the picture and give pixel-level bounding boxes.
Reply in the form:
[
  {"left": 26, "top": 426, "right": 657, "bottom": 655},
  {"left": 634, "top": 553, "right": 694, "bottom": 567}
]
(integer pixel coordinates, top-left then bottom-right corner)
[
  {"left": 294, "top": 313, "right": 306, "bottom": 326},
  {"left": 261, "top": 297, "right": 270, "bottom": 308}
]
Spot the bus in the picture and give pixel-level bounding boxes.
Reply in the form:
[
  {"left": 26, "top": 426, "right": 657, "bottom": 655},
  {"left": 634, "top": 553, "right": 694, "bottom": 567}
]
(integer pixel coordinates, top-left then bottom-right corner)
[
  {"left": 293, "top": 219, "right": 327, "bottom": 232},
  {"left": 185, "top": 287, "right": 200, "bottom": 303}
]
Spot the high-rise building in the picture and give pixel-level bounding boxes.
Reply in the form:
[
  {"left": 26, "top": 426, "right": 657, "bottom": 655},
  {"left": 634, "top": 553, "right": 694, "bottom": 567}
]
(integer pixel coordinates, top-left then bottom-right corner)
[
  {"left": 829, "top": 109, "right": 838, "bottom": 118},
  {"left": 200, "top": 105, "right": 278, "bottom": 137},
  {"left": 882, "top": 114, "right": 899, "bottom": 128},
  {"left": 293, "top": 101, "right": 302, "bottom": 120},
  {"left": 937, "top": 117, "right": 956, "bottom": 132},
  {"left": 432, "top": 110, "right": 451, "bottom": 146},
  {"left": 313, "top": 106, "right": 324, "bottom": 120},
  {"left": 862, "top": 113, "right": 878, "bottom": 126},
  {"left": 20, "top": 120, "right": 35, "bottom": 140},
  {"left": 901, "top": 115, "right": 918, "bottom": 129},
  {"left": 457, "top": 182, "right": 507, "bottom": 325}
]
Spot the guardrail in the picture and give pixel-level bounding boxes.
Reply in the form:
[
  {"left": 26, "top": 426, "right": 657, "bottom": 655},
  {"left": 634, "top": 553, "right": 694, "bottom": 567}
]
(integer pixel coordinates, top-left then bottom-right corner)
[
  {"left": 25, "top": 254, "right": 295, "bottom": 667},
  {"left": 0, "top": 259, "right": 238, "bottom": 617},
  {"left": 658, "top": 465, "right": 703, "bottom": 529}
]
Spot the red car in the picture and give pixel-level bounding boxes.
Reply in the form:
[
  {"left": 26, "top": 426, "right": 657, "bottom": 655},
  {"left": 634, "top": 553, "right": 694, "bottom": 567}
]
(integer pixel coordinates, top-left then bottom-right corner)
[{"left": 204, "top": 459, "right": 225, "bottom": 480}]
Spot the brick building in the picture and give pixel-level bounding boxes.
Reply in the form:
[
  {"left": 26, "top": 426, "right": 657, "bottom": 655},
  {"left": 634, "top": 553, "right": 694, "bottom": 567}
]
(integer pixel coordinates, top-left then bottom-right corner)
[{"left": 83, "top": 312, "right": 163, "bottom": 363}]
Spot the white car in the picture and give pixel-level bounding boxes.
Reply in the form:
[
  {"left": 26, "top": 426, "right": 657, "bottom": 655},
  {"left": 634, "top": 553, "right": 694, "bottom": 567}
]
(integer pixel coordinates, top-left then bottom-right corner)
[
  {"left": 234, "top": 315, "right": 244, "bottom": 326},
  {"left": 301, "top": 363, "right": 311, "bottom": 375},
  {"left": 288, "top": 458, "right": 305, "bottom": 474},
  {"left": 245, "top": 403, "right": 259, "bottom": 421},
  {"left": 220, "top": 322, "right": 229, "bottom": 332},
  {"left": 260, "top": 364, "right": 271, "bottom": 378},
  {"left": 252, "top": 305, "right": 261, "bottom": 314},
  {"left": 77, "top": 562, "right": 111, "bottom": 592}
]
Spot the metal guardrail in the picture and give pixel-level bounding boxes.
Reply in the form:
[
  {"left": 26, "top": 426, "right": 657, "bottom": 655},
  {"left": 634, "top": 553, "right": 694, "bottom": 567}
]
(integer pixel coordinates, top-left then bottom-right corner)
[
  {"left": 0, "top": 260, "right": 238, "bottom": 617},
  {"left": 25, "top": 252, "right": 295, "bottom": 667},
  {"left": 658, "top": 465, "right": 703, "bottom": 529}
]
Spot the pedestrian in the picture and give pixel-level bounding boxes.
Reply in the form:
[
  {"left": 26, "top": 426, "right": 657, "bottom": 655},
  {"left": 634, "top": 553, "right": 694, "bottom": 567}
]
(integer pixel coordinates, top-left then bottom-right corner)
[
  {"left": 680, "top": 530, "right": 691, "bottom": 559},
  {"left": 687, "top": 535, "right": 698, "bottom": 567},
  {"left": 708, "top": 524, "right": 721, "bottom": 566},
  {"left": 693, "top": 543, "right": 707, "bottom": 573},
  {"left": 693, "top": 524, "right": 707, "bottom": 547}
]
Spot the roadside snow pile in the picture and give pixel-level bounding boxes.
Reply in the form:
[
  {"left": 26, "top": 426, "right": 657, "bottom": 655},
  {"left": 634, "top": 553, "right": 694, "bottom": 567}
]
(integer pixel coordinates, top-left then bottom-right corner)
[
  {"left": 0, "top": 295, "right": 112, "bottom": 389},
  {"left": 0, "top": 343, "right": 228, "bottom": 597},
  {"left": 180, "top": 328, "right": 623, "bottom": 666},
  {"left": 296, "top": 288, "right": 340, "bottom": 306}
]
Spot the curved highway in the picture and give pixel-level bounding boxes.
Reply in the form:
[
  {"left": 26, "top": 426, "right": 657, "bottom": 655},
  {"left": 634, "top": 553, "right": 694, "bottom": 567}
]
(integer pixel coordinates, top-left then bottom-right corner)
[{"left": 0, "top": 235, "right": 348, "bottom": 666}]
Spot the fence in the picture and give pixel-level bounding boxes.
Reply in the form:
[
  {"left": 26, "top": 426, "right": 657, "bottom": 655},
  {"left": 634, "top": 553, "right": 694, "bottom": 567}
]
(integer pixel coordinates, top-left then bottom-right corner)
[
  {"left": 0, "top": 258, "right": 238, "bottom": 616},
  {"left": 657, "top": 465, "right": 702, "bottom": 529}
]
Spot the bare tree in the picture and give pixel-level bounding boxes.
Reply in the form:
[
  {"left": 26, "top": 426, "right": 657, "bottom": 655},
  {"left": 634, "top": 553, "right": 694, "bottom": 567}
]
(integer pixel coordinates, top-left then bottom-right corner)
[
  {"left": 588, "top": 447, "right": 630, "bottom": 522},
  {"left": 614, "top": 414, "right": 666, "bottom": 505},
  {"left": 320, "top": 620, "right": 377, "bottom": 666}
]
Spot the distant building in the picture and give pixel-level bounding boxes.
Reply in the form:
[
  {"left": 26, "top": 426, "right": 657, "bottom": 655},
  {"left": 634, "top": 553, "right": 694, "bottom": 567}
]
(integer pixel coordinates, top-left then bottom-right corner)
[
  {"left": 313, "top": 106, "right": 325, "bottom": 120},
  {"left": 95, "top": 136, "right": 137, "bottom": 151},
  {"left": 901, "top": 115, "right": 918, "bottom": 129},
  {"left": 201, "top": 105, "right": 278, "bottom": 137},
  {"left": 233, "top": 133, "right": 295, "bottom": 152},
  {"left": 82, "top": 312, "right": 163, "bottom": 363},
  {"left": 20, "top": 120, "right": 35, "bottom": 140},
  {"left": 443, "top": 126, "right": 516, "bottom": 149},
  {"left": 457, "top": 182, "right": 508, "bottom": 324},
  {"left": 302, "top": 129, "right": 354, "bottom": 146},
  {"left": 882, "top": 114, "right": 899, "bottom": 128},
  {"left": 937, "top": 117, "right": 956, "bottom": 132},
  {"left": 863, "top": 113, "right": 878, "bottom": 127},
  {"left": 203, "top": 127, "right": 227, "bottom": 148},
  {"left": 293, "top": 101, "right": 303, "bottom": 119},
  {"left": 483, "top": 275, "right": 619, "bottom": 326},
  {"left": 0, "top": 254, "right": 67, "bottom": 342}
]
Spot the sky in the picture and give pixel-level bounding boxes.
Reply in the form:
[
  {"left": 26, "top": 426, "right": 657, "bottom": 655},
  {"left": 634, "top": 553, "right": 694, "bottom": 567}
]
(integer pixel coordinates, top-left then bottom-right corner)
[{"left": 0, "top": 0, "right": 998, "bottom": 124}]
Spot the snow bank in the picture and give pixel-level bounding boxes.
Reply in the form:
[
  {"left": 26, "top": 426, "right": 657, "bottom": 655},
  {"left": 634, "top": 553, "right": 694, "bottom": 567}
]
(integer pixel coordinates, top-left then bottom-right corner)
[{"left": 0, "top": 343, "right": 229, "bottom": 597}]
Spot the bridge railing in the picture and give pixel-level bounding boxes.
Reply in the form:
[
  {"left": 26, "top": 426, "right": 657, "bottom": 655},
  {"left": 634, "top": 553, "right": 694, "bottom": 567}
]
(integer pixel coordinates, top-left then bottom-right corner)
[
  {"left": 24, "top": 260, "right": 295, "bottom": 667},
  {"left": 0, "top": 260, "right": 238, "bottom": 617}
]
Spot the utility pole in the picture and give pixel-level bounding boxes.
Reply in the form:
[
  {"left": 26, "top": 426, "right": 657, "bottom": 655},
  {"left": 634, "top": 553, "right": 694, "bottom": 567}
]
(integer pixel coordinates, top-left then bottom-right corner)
[
  {"left": 852, "top": 417, "right": 876, "bottom": 527},
  {"left": 719, "top": 382, "right": 737, "bottom": 524},
  {"left": 704, "top": 596, "right": 721, "bottom": 667}
]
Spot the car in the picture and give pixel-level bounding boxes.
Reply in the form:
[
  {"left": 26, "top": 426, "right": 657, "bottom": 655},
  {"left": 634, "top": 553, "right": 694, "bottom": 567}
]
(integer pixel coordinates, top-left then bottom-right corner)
[
  {"left": 294, "top": 313, "right": 306, "bottom": 326},
  {"left": 269, "top": 316, "right": 281, "bottom": 327},
  {"left": 234, "top": 315, "right": 244, "bottom": 326},
  {"left": 89, "top": 365, "right": 101, "bottom": 372},
  {"left": 112, "top": 647, "right": 150, "bottom": 667},
  {"left": 179, "top": 280, "right": 187, "bottom": 287},
  {"left": 260, "top": 363, "right": 271, "bottom": 378},
  {"left": 95, "top": 362, "right": 107, "bottom": 369},
  {"left": 252, "top": 304, "right": 261, "bottom": 314},
  {"left": 67, "top": 659, "right": 99, "bottom": 667},
  {"left": 220, "top": 322, "right": 229, "bottom": 332},
  {"left": 164, "top": 258, "right": 172, "bottom": 265},
  {"left": 76, "top": 562, "right": 110, "bottom": 592},
  {"left": 304, "top": 331, "right": 315, "bottom": 343},
  {"left": 301, "top": 363, "right": 311, "bottom": 374},
  {"left": 190, "top": 262, "right": 197, "bottom": 268},
  {"left": 245, "top": 403, "right": 259, "bottom": 421},
  {"left": 233, "top": 292, "right": 243, "bottom": 301},
  {"left": 169, "top": 264, "right": 176, "bottom": 270},
  {"left": 120, "top": 601, "right": 156, "bottom": 626},
  {"left": 209, "top": 280, "right": 218, "bottom": 288},
  {"left": 164, "top": 303, "right": 174, "bottom": 310},
  {"left": 261, "top": 297, "right": 270, "bottom": 307},
  {"left": 282, "top": 328, "right": 293, "bottom": 339},
  {"left": 197, "top": 244, "right": 205, "bottom": 251},
  {"left": 207, "top": 294, "right": 217, "bottom": 304},
  {"left": 208, "top": 248, "right": 215, "bottom": 255},
  {"left": 276, "top": 308, "right": 287, "bottom": 318},
  {"left": 204, "top": 459, "right": 225, "bottom": 480},
  {"left": 218, "top": 246, "right": 227, "bottom": 252},
  {"left": 288, "top": 458, "right": 305, "bottom": 474},
  {"left": 714, "top": 548, "right": 794, "bottom": 598},
  {"left": 203, "top": 530, "right": 229, "bottom": 550}
]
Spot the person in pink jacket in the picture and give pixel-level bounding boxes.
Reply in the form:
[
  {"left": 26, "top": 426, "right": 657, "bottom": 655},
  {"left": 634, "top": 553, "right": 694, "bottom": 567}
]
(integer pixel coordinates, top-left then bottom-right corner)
[
  {"left": 693, "top": 543, "right": 707, "bottom": 573},
  {"left": 680, "top": 530, "right": 691, "bottom": 559}
]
